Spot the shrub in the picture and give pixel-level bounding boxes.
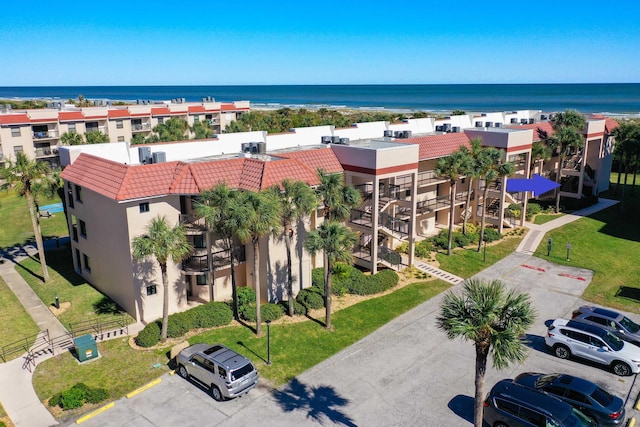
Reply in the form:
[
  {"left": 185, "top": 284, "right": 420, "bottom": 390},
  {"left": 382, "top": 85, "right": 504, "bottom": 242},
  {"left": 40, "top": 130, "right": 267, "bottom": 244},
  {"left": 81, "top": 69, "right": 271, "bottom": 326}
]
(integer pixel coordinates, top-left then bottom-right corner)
[
  {"left": 464, "top": 223, "right": 477, "bottom": 234},
  {"left": 429, "top": 230, "right": 450, "bottom": 251},
  {"left": 135, "top": 321, "right": 161, "bottom": 348},
  {"left": 279, "top": 299, "right": 307, "bottom": 316},
  {"left": 239, "top": 303, "right": 257, "bottom": 322},
  {"left": 414, "top": 240, "right": 433, "bottom": 258},
  {"left": 526, "top": 203, "right": 541, "bottom": 220},
  {"left": 60, "top": 386, "right": 85, "bottom": 410},
  {"left": 395, "top": 242, "right": 409, "bottom": 254},
  {"left": 311, "top": 268, "right": 324, "bottom": 288},
  {"left": 261, "top": 303, "right": 285, "bottom": 322},
  {"left": 236, "top": 286, "right": 256, "bottom": 307},
  {"left": 84, "top": 386, "right": 109, "bottom": 404},
  {"left": 452, "top": 231, "right": 474, "bottom": 248},
  {"left": 50, "top": 383, "right": 109, "bottom": 410},
  {"left": 48, "top": 392, "right": 62, "bottom": 407},
  {"left": 482, "top": 227, "right": 502, "bottom": 243},
  {"left": 191, "top": 302, "right": 233, "bottom": 328},
  {"left": 296, "top": 287, "right": 325, "bottom": 310},
  {"left": 167, "top": 312, "right": 191, "bottom": 338}
]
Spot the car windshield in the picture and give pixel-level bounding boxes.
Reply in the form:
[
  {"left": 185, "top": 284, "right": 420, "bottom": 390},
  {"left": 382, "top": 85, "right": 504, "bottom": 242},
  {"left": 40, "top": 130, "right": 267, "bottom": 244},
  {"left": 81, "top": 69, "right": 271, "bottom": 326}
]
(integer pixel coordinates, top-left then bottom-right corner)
[
  {"left": 620, "top": 316, "right": 640, "bottom": 333},
  {"left": 590, "top": 385, "right": 614, "bottom": 406},
  {"left": 230, "top": 363, "right": 254, "bottom": 381},
  {"left": 603, "top": 330, "right": 624, "bottom": 351},
  {"left": 534, "top": 374, "right": 559, "bottom": 388}
]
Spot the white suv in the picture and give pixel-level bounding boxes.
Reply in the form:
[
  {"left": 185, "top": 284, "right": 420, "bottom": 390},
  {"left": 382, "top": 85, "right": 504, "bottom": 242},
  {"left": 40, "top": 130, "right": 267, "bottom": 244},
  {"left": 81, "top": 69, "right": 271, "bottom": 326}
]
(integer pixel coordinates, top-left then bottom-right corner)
[{"left": 545, "top": 318, "right": 640, "bottom": 376}]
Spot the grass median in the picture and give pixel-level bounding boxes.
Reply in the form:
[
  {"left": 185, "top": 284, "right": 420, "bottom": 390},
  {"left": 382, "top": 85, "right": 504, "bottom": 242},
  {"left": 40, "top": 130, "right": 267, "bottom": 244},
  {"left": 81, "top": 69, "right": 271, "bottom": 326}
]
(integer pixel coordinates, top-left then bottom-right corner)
[{"left": 0, "top": 275, "right": 39, "bottom": 361}]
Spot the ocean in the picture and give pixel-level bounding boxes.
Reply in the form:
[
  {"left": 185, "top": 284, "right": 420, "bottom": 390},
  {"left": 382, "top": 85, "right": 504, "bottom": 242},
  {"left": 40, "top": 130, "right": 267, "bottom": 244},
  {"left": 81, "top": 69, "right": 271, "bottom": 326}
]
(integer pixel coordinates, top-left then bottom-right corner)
[{"left": 0, "top": 84, "right": 639, "bottom": 115}]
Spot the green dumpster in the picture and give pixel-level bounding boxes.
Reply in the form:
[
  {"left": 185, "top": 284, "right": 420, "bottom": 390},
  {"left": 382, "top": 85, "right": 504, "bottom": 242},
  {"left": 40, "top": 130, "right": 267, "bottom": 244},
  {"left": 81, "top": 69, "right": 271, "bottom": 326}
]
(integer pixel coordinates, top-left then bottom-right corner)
[{"left": 74, "top": 334, "right": 98, "bottom": 362}]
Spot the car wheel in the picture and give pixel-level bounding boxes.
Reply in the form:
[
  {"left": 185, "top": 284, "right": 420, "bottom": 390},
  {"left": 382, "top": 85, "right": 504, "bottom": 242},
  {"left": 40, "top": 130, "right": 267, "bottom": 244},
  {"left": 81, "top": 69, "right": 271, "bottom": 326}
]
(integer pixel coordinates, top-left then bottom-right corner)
[
  {"left": 612, "top": 361, "right": 631, "bottom": 376},
  {"left": 211, "top": 385, "right": 224, "bottom": 401},
  {"left": 554, "top": 344, "right": 571, "bottom": 359},
  {"left": 178, "top": 365, "right": 189, "bottom": 379}
]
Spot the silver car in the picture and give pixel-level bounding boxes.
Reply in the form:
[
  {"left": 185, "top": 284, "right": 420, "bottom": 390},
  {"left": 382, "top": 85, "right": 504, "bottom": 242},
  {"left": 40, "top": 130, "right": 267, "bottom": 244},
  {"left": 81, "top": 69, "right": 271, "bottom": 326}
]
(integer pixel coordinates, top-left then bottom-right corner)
[
  {"left": 572, "top": 306, "right": 640, "bottom": 345},
  {"left": 176, "top": 343, "right": 259, "bottom": 401}
]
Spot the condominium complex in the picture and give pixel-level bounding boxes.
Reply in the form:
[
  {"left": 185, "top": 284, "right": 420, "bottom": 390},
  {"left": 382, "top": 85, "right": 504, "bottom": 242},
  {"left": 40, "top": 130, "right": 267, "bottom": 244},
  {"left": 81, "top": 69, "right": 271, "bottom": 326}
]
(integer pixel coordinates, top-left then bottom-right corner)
[
  {"left": 57, "top": 110, "right": 617, "bottom": 324},
  {"left": 0, "top": 99, "right": 250, "bottom": 167}
]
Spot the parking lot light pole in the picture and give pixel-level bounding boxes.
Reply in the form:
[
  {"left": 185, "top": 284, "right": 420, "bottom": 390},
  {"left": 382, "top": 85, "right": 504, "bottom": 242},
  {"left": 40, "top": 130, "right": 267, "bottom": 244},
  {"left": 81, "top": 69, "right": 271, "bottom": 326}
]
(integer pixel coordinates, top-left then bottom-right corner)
[
  {"left": 266, "top": 320, "right": 272, "bottom": 365},
  {"left": 566, "top": 242, "right": 571, "bottom": 261}
]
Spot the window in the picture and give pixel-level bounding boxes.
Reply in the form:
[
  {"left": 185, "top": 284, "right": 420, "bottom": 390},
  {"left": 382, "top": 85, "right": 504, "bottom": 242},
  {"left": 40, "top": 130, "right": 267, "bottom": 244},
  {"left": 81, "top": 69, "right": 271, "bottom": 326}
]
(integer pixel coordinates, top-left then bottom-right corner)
[
  {"left": 68, "top": 123, "right": 76, "bottom": 132},
  {"left": 11, "top": 127, "right": 20, "bottom": 137},
  {"left": 193, "top": 234, "right": 205, "bottom": 248},
  {"left": 75, "top": 184, "right": 83, "bottom": 202},
  {"left": 71, "top": 215, "right": 78, "bottom": 241},
  {"left": 116, "top": 120, "right": 123, "bottom": 129},
  {"left": 79, "top": 220, "right": 87, "bottom": 237},
  {"left": 518, "top": 407, "right": 544, "bottom": 425},
  {"left": 218, "top": 366, "right": 227, "bottom": 379},
  {"left": 585, "top": 316, "right": 608, "bottom": 326},
  {"left": 83, "top": 254, "right": 91, "bottom": 272},
  {"left": 157, "top": 117, "right": 164, "bottom": 124},
  {"left": 193, "top": 115, "right": 199, "bottom": 122},
  {"left": 196, "top": 275, "right": 207, "bottom": 286},
  {"left": 14, "top": 146, "right": 24, "bottom": 154},
  {"left": 117, "top": 136, "right": 125, "bottom": 142},
  {"left": 565, "top": 390, "right": 589, "bottom": 404},
  {"left": 494, "top": 398, "right": 518, "bottom": 415},
  {"left": 139, "top": 202, "right": 150, "bottom": 213},
  {"left": 146, "top": 285, "right": 157, "bottom": 296},
  {"left": 75, "top": 249, "right": 81, "bottom": 270}
]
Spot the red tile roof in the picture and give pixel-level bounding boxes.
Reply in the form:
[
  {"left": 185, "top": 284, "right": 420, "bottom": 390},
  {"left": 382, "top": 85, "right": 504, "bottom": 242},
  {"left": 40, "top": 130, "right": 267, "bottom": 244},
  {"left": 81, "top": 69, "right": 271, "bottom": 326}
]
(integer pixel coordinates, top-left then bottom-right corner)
[
  {"left": 30, "top": 117, "right": 58, "bottom": 123},
  {"left": 0, "top": 114, "right": 30, "bottom": 125},
  {"left": 108, "top": 109, "right": 130, "bottom": 119},
  {"left": 605, "top": 118, "right": 619, "bottom": 132},
  {"left": 398, "top": 133, "right": 471, "bottom": 160},
  {"left": 221, "top": 103, "right": 249, "bottom": 111},
  {"left": 506, "top": 121, "right": 554, "bottom": 142},
  {"left": 277, "top": 148, "right": 343, "bottom": 174},
  {"left": 62, "top": 152, "right": 324, "bottom": 201},
  {"left": 59, "top": 111, "right": 85, "bottom": 121},
  {"left": 151, "top": 107, "right": 171, "bottom": 116},
  {"left": 188, "top": 106, "right": 206, "bottom": 114}
]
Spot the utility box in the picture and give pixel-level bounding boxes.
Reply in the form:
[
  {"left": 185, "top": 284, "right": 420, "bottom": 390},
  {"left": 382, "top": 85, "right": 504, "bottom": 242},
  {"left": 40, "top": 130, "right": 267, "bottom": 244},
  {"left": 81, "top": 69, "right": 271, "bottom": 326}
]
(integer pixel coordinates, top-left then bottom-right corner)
[{"left": 74, "top": 334, "right": 98, "bottom": 362}]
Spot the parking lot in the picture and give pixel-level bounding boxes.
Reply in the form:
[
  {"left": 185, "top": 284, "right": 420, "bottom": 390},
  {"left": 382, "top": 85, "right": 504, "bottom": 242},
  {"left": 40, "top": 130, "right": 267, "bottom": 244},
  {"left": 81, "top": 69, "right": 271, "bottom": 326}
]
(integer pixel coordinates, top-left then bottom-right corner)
[{"left": 72, "top": 252, "right": 640, "bottom": 426}]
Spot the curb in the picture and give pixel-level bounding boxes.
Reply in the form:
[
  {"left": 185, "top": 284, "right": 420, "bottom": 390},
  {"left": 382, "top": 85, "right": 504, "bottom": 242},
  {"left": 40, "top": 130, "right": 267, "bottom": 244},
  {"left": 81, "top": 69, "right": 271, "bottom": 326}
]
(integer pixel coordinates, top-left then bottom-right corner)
[
  {"left": 126, "top": 378, "right": 162, "bottom": 398},
  {"left": 76, "top": 402, "right": 115, "bottom": 424}
]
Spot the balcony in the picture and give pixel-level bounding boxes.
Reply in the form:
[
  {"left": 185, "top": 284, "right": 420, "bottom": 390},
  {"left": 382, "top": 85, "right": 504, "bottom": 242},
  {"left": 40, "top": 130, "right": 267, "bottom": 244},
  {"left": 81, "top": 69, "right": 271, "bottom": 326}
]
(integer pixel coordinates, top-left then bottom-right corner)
[
  {"left": 380, "top": 212, "right": 409, "bottom": 237},
  {"left": 35, "top": 147, "right": 59, "bottom": 158},
  {"left": 183, "top": 254, "right": 209, "bottom": 273},
  {"left": 179, "top": 214, "right": 207, "bottom": 232},
  {"left": 417, "top": 170, "right": 446, "bottom": 187},
  {"left": 132, "top": 123, "right": 151, "bottom": 132},
  {"left": 32, "top": 130, "right": 58, "bottom": 139},
  {"left": 416, "top": 191, "right": 468, "bottom": 214},
  {"left": 350, "top": 209, "right": 372, "bottom": 228},
  {"left": 86, "top": 126, "right": 108, "bottom": 134}
]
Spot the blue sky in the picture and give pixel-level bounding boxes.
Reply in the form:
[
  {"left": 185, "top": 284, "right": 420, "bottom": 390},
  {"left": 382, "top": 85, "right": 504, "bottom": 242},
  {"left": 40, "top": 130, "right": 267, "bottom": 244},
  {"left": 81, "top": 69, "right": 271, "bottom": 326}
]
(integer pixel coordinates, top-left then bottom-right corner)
[{"left": 1, "top": 0, "right": 638, "bottom": 86}]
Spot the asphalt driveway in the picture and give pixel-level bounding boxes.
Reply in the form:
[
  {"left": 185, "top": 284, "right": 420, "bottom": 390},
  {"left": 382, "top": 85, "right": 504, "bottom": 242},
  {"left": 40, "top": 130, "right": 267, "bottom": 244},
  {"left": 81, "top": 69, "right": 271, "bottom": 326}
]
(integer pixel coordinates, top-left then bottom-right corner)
[{"left": 72, "top": 252, "right": 640, "bottom": 426}]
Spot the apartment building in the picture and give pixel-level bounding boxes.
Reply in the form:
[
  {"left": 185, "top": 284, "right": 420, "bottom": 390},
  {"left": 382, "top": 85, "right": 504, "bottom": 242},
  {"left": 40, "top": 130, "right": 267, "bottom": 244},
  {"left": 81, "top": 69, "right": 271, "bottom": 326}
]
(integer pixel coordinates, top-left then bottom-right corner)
[
  {"left": 0, "top": 99, "right": 250, "bottom": 167},
  {"left": 58, "top": 110, "right": 618, "bottom": 323}
]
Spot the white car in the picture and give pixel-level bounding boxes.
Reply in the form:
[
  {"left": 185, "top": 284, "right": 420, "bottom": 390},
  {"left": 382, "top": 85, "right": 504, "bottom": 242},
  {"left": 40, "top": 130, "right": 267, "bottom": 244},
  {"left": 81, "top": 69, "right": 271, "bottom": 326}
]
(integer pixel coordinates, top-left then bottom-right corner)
[{"left": 545, "top": 318, "right": 640, "bottom": 376}]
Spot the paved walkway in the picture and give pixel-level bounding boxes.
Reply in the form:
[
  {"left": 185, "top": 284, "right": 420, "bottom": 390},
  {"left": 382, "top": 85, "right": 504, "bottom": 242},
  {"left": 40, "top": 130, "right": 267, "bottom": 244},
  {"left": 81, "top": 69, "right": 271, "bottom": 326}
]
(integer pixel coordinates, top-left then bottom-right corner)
[{"left": 0, "top": 198, "right": 619, "bottom": 427}]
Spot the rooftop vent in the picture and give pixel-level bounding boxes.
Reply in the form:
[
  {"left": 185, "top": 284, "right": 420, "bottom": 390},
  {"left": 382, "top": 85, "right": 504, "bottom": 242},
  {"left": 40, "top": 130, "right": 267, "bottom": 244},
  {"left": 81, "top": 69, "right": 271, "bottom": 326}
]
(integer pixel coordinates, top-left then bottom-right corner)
[
  {"left": 451, "top": 126, "right": 460, "bottom": 133},
  {"left": 529, "top": 118, "right": 535, "bottom": 124},
  {"left": 494, "top": 122, "right": 502, "bottom": 128},
  {"left": 540, "top": 114, "right": 548, "bottom": 120},
  {"left": 485, "top": 122, "right": 493, "bottom": 128},
  {"left": 152, "top": 152, "right": 166, "bottom": 164},
  {"left": 520, "top": 118, "right": 528, "bottom": 124},
  {"left": 435, "top": 125, "right": 444, "bottom": 132},
  {"left": 475, "top": 121, "right": 483, "bottom": 128},
  {"left": 383, "top": 130, "right": 394, "bottom": 138},
  {"left": 321, "top": 136, "right": 333, "bottom": 144},
  {"left": 510, "top": 118, "right": 518, "bottom": 124}
]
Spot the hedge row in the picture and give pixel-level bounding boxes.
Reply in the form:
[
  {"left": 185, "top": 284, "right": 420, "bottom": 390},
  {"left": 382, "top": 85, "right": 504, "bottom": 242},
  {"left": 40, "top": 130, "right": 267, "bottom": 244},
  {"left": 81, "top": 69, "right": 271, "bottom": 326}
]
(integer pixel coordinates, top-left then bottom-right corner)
[
  {"left": 136, "top": 301, "right": 233, "bottom": 348},
  {"left": 49, "top": 383, "right": 109, "bottom": 410}
]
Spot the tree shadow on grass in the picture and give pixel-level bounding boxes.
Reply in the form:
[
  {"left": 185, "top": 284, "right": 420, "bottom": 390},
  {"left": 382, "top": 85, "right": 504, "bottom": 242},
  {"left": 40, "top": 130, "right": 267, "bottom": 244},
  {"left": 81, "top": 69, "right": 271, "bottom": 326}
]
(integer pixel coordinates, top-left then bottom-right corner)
[
  {"left": 273, "top": 377, "right": 357, "bottom": 427},
  {"left": 93, "top": 296, "right": 125, "bottom": 315},
  {"left": 448, "top": 394, "right": 474, "bottom": 424},
  {"left": 616, "top": 286, "right": 640, "bottom": 303}
]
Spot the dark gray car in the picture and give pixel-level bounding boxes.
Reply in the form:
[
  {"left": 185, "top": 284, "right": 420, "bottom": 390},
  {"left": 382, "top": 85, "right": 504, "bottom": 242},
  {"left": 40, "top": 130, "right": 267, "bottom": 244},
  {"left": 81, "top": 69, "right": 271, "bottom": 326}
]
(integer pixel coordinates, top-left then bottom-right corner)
[
  {"left": 176, "top": 343, "right": 258, "bottom": 401},
  {"left": 572, "top": 306, "right": 640, "bottom": 346}
]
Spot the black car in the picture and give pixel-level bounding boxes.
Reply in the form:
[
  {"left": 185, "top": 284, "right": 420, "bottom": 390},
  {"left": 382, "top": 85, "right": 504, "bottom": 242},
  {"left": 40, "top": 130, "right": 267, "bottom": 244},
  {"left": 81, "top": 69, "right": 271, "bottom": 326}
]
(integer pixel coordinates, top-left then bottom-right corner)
[{"left": 514, "top": 373, "right": 625, "bottom": 426}]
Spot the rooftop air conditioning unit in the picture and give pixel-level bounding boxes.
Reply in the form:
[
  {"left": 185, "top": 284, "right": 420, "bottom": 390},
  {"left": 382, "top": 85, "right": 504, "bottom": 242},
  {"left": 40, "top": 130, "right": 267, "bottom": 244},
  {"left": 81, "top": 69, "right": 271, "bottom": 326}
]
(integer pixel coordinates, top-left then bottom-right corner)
[
  {"left": 485, "top": 122, "right": 493, "bottom": 128},
  {"left": 435, "top": 125, "right": 444, "bottom": 132},
  {"left": 241, "top": 142, "right": 252, "bottom": 152},
  {"left": 321, "top": 136, "right": 333, "bottom": 144},
  {"left": 529, "top": 118, "right": 535, "bottom": 124},
  {"left": 475, "top": 121, "right": 483, "bottom": 128},
  {"left": 549, "top": 113, "right": 556, "bottom": 119},
  {"left": 540, "top": 114, "right": 548, "bottom": 120},
  {"left": 443, "top": 124, "right": 452, "bottom": 132},
  {"left": 393, "top": 131, "right": 403, "bottom": 138},
  {"left": 494, "top": 122, "right": 502, "bottom": 128},
  {"left": 481, "top": 113, "right": 487, "bottom": 117},
  {"left": 520, "top": 118, "right": 528, "bottom": 124},
  {"left": 451, "top": 126, "right": 460, "bottom": 133},
  {"left": 256, "top": 142, "right": 266, "bottom": 154},
  {"left": 138, "top": 147, "right": 152, "bottom": 164},
  {"left": 338, "top": 138, "right": 350, "bottom": 145},
  {"left": 331, "top": 136, "right": 341, "bottom": 144},
  {"left": 383, "top": 130, "right": 394, "bottom": 137},
  {"left": 152, "top": 151, "right": 166, "bottom": 164},
  {"left": 403, "top": 130, "right": 412, "bottom": 138},
  {"left": 510, "top": 118, "right": 518, "bottom": 123}
]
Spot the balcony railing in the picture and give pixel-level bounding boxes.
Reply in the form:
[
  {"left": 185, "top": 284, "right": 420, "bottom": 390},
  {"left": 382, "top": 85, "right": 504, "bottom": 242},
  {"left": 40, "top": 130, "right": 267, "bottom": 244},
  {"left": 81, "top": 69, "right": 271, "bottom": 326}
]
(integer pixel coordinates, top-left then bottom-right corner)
[
  {"left": 213, "top": 246, "right": 246, "bottom": 268},
  {"left": 416, "top": 191, "right": 468, "bottom": 214},
  {"left": 132, "top": 123, "right": 151, "bottom": 132},
  {"left": 32, "top": 130, "right": 58, "bottom": 139},
  {"left": 183, "top": 254, "right": 209, "bottom": 273},
  {"left": 380, "top": 212, "right": 409, "bottom": 237},
  {"left": 35, "top": 148, "right": 59, "bottom": 158},
  {"left": 86, "top": 126, "right": 108, "bottom": 134},
  {"left": 179, "top": 214, "right": 207, "bottom": 231},
  {"left": 417, "top": 170, "right": 445, "bottom": 187}
]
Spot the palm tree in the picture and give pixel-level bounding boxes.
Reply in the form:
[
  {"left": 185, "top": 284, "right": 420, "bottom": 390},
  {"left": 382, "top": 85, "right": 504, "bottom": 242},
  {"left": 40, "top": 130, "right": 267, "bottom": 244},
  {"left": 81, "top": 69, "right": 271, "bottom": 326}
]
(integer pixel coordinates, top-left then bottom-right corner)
[
  {"left": 316, "top": 170, "right": 361, "bottom": 221},
  {"left": 132, "top": 216, "right": 192, "bottom": 342},
  {"left": 195, "top": 183, "right": 244, "bottom": 320},
  {"left": 270, "top": 179, "right": 318, "bottom": 317},
  {"left": 459, "top": 139, "right": 483, "bottom": 235},
  {"left": 476, "top": 148, "right": 515, "bottom": 252},
  {"left": 60, "top": 131, "right": 84, "bottom": 146},
  {"left": 304, "top": 221, "right": 357, "bottom": 329},
  {"left": 0, "top": 152, "right": 52, "bottom": 282},
  {"left": 530, "top": 139, "right": 552, "bottom": 178},
  {"left": 436, "top": 278, "right": 535, "bottom": 427},
  {"left": 436, "top": 150, "right": 471, "bottom": 255},
  {"left": 541, "top": 110, "right": 587, "bottom": 213},
  {"left": 191, "top": 120, "right": 214, "bottom": 140},
  {"left": 235, "top": 190, "right": 282, "bottom": 335}
]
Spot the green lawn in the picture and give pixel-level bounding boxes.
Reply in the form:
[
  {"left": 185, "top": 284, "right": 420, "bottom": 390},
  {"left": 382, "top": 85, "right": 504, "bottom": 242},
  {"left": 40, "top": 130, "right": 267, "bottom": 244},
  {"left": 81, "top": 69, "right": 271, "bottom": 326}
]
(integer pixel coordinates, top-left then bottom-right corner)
[
  {"left": 532, "top": 175, "right": 640, "bottom": 313},
  {"left": 533, "top": 213, "right": 565, "bottom": 225},
  {"left": 0, "top": 275, "right": 39, "bottom": 361},
  {"left": 33, "top": 279, "right": 451, "bottom": 412},
  {"left": 0, "top": 191, "right": 68, "bottom": 249},
  {"left": 435, "top": 234, "right": 523, "bottom": 278},
  {"left": 16, "top": 246, "right": 133, "bottom": 328}
]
